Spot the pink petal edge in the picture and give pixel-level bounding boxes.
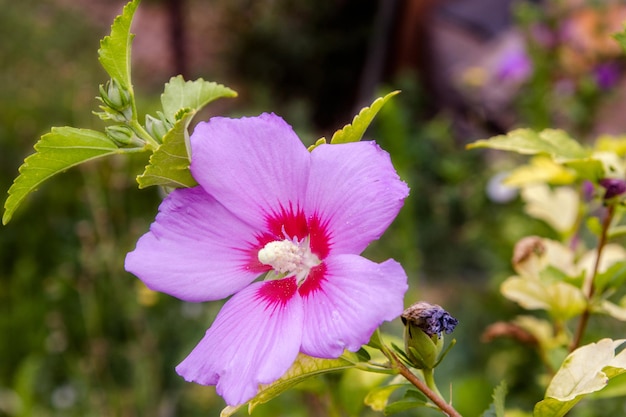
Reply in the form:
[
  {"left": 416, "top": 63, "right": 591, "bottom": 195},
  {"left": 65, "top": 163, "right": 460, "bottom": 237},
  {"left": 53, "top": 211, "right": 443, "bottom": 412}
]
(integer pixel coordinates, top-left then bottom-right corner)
[{"left": 176, "top": 278, "right": 304, "bottom": 406}]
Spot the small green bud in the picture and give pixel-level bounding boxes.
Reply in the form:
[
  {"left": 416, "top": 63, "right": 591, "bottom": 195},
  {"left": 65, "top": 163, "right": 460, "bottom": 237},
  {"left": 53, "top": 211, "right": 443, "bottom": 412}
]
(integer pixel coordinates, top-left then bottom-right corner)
[
  {"left": 94, "top": 105, "right": 128, "bottom": 123},
  {"left": 97, "top": 79, "right": 133, "bottom": 121},
  {"left": 145, "top": 113, "right": 172, "bottom": 142},
  {"left": 401, "top": 302, "right": 458, "bottom": 370},
  {"left": 105, "top": 125, "right": 143, "bottom": 148}
]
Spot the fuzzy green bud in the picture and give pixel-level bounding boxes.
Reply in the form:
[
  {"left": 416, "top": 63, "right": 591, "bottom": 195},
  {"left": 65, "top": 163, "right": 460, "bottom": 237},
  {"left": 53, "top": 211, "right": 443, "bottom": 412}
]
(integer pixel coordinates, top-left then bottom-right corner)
[{"left": 401, "top": 302, "right": 458, "bottom": 370}]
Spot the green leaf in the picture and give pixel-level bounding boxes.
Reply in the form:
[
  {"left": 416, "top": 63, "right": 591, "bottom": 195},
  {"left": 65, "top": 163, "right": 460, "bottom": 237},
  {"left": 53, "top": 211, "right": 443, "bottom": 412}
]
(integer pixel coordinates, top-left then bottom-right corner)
[
  {"left": 220, "top": 353, "right": 357, "bottom": 417},
  {"left": 467, "top": 129, "right": 590, "bottom": 161},
  {"left": 501, "top": 277, "right": 586, "bottom": 320},
  {"left": 329, "top": 91, "right": 399, "bottom": 145},
  {"left": 534, "top": 339, "right": 626, "bottom": 417},
  {"left": 594, "top": 261, "right": 626, "bottom": 295},
  {"left": 596, "top": 299, "right": 626, "bottom": 322},
  {"left": 562, "top": 158, "right": 604, "bottom": 182},
  {"left": 98, "top": 0, "right": 139, "bottom": 90},
  {"left": 482, "top": 381, "right": 508, "bottom": 417},
  {"left": 384, "top": 398, "right": 429, "bottom": 415},
  {"left": 364, "top": 384, "right": 407, "bottom": 411},
  {"left": 505, "top": 156, "right": 577, "bottom": 186},
  {"left": 3, "top": 127, "right": 130, "bottom": 224},
  {"left": 137, "top": 110, "right": 197, "bottom": 189},
  {"left": 160, "top": 76, "right": 237, "bottom": 122},
  {"left": 615, "top": 28, "right": 626, "bottom": 54},
  {"left": 137, "top": 78, "right": 237, "bottom": 189}
]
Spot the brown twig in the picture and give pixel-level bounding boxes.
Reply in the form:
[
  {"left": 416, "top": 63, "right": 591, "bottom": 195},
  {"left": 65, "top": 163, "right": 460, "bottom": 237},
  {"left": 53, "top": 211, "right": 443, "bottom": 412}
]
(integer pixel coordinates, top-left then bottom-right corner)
[
  {"left": 570, "top": 205, "right": 615, "bottom": 352},
  {"left": 387, "top": 349, "right": 463, "bottom": 417}
]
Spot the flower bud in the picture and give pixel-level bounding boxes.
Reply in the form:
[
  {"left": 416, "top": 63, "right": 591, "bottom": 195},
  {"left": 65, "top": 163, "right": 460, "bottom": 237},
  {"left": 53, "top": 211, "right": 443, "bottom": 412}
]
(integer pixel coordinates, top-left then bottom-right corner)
[
  {"left": 145, "top": 113, "right": 172, "bottom": 142},
  {"left": 97, "top": 79, "right": 133, "bottom": 121},
  {"left": 105, "top": 125, "right": 143, "bottom": 148},
  {"left": 401, "top": 302, "right": 458, "bottom": 369},
  {"left": 599, "top": 178, "right": 626, "bottom": 200}
]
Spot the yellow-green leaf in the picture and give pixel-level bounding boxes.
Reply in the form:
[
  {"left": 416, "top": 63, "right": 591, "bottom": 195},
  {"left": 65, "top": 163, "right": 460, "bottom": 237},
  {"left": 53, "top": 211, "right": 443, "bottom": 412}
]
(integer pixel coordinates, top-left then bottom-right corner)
[
  {"left": 98, "top": 0, "right": 139, "bottom": 90},
  {"left": 501, "top": 277, "right": 586, "bottom": 320},
  {"left": 534, "top": 339, "right": 626, "bottom": 417},
  {"left": 137, "top": 110, "right": 197, "bottom": 189},
  {"left": 505, "top": 156, "right": 577, "bottom": 186},
  {"left": 364, "top": 384, "right": 407, "bottom": 411},
  {"left": 220, "top": 353, "right": 358, "bottom": 417},
  {"left": 467, "top": 128, "right": 590, "bottom": 161},
  {"left": 330, "top": 91, "right": 399, "bottom": 145},
  {"left": 4, "top": 127, "right": 131, "bottom": 224},
  {"left": 160, "top": 76, "right": 237, "bottom": 123}
]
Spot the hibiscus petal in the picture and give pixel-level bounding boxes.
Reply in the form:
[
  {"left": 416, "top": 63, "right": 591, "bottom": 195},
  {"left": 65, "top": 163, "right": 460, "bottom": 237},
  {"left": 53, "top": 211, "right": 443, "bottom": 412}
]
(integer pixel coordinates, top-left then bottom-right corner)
[
  {"left": 306, "top": 141, "right": 409, "bottom": 254},
  {"left": 125, "top": 186, "right": 263, "bottom": 302},
  {"left": 299, "top": 254, "right": 408, "bottom": 358},
  {"left": 176, "top": 278, "right": 303, "bottom": 406},
  {"left": 190, "top": 113, "right": 311, "bottom": 228}
]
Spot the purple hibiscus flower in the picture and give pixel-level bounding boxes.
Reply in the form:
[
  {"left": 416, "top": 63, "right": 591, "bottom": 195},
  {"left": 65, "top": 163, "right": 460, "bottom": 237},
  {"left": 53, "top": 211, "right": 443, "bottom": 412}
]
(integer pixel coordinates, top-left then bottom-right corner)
[{"left": 125, "top": 113, "right": 409, "bottom": 405}]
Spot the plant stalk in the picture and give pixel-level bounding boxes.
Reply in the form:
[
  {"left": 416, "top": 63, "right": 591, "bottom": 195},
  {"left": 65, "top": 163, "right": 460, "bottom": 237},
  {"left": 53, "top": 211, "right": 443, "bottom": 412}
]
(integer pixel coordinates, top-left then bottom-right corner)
[
  {"left": 570, "top": 204, "right": 615, "bottom": 351},
  {"left": 386, "top": 349, "right": 462, "bottom": 417}
]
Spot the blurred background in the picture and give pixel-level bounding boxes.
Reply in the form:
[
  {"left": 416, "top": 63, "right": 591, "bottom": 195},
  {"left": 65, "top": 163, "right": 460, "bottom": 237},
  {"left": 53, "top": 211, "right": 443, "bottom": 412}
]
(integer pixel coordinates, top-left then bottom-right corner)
[{"left": 2, "top": 0, "right": 626, "bottom": 415}]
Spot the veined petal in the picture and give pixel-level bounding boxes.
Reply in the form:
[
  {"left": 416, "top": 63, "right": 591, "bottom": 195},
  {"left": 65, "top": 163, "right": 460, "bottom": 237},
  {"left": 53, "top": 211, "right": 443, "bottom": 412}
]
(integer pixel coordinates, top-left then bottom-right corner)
[
  {"left": 190, "top": 113, "right": 311, "bottom": 229},
  {"left": 176, "top": 278, "right": 303, "bottom": 406},
  {"left": 306, "top": 141, "right": 409, "bottom": 254},
  {"left": 299, "top": 255, "right": 408, "bottom": 358},
  {"left": 125, "top": 187, "right": 263, "bottom": 302}
]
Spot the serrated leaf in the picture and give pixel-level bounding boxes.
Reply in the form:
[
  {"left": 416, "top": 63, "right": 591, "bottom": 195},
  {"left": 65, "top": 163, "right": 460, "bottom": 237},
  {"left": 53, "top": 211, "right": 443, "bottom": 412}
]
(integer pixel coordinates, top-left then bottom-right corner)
[
  {"left": 330, "top": 91, "right": 399, "bottom": 145},
  {"left": 307, "top": 137, "right": 327, "bottom": 152},
  {"left": 220, "top": 353, "right": 357, "bottom": 417},
  {"left": 160, "top": 76, "right": 237, "bottom": 122},
  {"left": 467, "top": 129, "right": 590, "bottom": 161},
  {"left": 482, "top": 381, "right": 508, "bottom": 417},
  {"left": 137, "top": 110, "right": 197, "bottom": 189},
  {"left": 3, "top": 127, "right": 128, "bottom": 224},
  {"left": 533, "top": 339, "right": 626, "bottom": 417},
  {"left": 98, "top": 0, "right": 138, "bottom": 90}
]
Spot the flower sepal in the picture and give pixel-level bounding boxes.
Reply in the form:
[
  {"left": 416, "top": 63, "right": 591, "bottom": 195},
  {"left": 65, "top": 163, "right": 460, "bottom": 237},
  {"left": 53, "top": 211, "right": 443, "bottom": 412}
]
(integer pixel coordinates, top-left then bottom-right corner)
[
  {"left": 401, "top": 302, "right": 459, "bottom": 370},
  {"left": 404, "top": 325, "right": 444, "bottom": 370}
]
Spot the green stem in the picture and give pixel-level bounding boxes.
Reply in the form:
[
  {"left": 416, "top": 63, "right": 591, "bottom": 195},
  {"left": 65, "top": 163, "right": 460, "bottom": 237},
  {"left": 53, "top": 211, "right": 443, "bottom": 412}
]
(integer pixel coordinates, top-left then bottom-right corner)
[
  {"left": 130, "top": 119, "right": 160, "bottom": 149},
  {"left": 423, "top": 368, "right": 443, "bottom": 399},
  {"left": 570, "top": 204, "right": 615, "bottom": 352}
]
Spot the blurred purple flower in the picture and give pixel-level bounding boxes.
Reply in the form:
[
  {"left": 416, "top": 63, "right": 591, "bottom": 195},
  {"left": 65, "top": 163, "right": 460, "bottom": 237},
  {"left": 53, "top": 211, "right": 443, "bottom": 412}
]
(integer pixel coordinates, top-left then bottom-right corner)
[
  {"left": 594, "top": 62, "right": 621, "bottom": 90},
  {"left": 600, "top": 178, "right": 626, "bottom": 199},
  {"left": 495, "top": 46, "right": 533, "bottom": 83},
  {"left": 125, "top": 113, "right": 409, "bottom": 405},
  {"left": 582, "top": 180, "right": 595, "bottom": 201}
]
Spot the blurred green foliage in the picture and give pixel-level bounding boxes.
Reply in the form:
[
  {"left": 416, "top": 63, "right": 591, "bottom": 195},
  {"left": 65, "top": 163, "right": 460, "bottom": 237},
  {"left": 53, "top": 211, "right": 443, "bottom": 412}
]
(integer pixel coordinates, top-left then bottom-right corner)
[{"left": 3, "top": 0, "right": 626, "bottom": 416}]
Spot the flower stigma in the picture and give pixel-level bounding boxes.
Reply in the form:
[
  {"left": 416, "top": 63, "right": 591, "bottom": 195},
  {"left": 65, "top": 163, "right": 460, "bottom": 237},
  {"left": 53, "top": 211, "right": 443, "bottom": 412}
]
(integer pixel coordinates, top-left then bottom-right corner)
[{"left": 258, "top": 237, "right": 320, "bottom": 283}]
